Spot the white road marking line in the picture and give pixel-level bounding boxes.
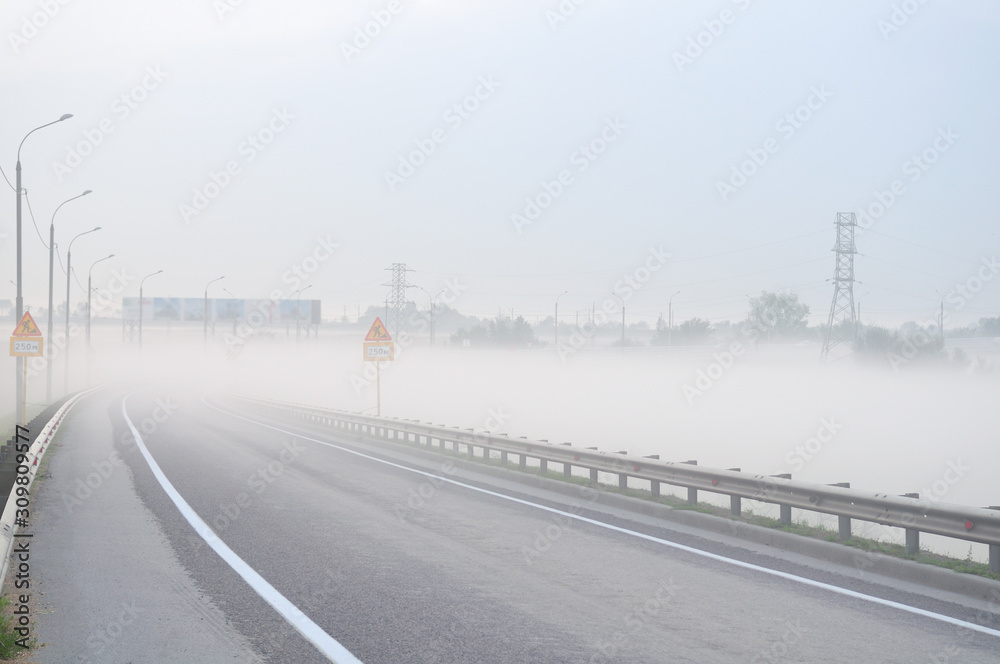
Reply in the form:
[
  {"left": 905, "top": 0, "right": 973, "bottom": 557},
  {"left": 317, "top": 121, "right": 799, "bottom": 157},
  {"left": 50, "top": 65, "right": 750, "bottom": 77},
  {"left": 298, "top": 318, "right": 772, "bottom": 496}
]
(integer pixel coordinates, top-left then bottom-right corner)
[
  {"left": 122, "top": 395, "right": 364, "bottom": 664},
  {"left": 206, "top": 396, "right": 1000, "bottom": 641}
]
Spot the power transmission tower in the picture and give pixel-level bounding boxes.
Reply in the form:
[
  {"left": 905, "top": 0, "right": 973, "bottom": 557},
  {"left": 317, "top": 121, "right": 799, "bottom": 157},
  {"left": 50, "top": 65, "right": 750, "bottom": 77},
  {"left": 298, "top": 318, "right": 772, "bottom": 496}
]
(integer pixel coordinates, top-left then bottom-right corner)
[
  {"left": 383, "top": 263, "right": 412, "bottom": 339},
  {"left": 821, "top": 212, "right": 858, "bottom": 361}
]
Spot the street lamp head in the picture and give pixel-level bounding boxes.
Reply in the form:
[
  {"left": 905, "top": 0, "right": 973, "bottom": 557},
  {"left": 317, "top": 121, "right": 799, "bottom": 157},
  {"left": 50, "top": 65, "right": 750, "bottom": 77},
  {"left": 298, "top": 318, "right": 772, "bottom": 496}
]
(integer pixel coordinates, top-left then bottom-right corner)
[
  {"left": 59, "top": 114, "right": 73, "bottom": 121},
  {"left": 82, "top": 189, "right": 92, "bottom": 196}
]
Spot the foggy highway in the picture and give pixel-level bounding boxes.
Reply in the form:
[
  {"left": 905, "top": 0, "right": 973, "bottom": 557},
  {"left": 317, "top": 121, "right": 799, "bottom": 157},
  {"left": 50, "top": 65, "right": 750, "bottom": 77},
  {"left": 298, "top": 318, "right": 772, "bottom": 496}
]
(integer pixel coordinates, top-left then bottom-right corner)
[{"left": 26, "top": 387, "right": 1000, "bottom": 663}]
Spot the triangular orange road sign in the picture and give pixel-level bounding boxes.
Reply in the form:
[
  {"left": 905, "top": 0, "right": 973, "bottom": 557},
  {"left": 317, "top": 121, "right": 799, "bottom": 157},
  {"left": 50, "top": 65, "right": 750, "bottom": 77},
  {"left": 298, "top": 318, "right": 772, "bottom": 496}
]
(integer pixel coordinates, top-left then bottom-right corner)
[
  {"left": 12, "top": 312, "right": 42, "bottom": 337},
  {"left": 364, "top": 317, "right": 392, "bottom": 342}
]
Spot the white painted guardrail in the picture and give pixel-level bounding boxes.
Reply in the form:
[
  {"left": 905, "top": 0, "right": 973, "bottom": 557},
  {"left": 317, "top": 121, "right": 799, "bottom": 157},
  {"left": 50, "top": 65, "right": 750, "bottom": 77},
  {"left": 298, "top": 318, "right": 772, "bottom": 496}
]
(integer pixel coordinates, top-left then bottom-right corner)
[
  {"left": 229, "top": 394, "right": 1000, "bottom": 574},
  {"left": 0, "top": 388, "right": 100, "bottom": 587}
]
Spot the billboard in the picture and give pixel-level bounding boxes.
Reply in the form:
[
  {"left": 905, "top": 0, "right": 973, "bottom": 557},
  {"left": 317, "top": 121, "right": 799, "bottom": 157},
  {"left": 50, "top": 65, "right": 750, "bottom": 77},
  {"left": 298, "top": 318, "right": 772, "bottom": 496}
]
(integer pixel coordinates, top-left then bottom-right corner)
[{"left": 121, "top": 298, "right": 320, "bottom": 323}]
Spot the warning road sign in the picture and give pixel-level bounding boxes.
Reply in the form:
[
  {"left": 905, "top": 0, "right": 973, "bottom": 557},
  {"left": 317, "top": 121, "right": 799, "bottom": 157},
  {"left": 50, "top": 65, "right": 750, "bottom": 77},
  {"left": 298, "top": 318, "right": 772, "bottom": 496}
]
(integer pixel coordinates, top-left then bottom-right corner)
[
  {"left": 363, "top": 342, "right": 393, "bottom": 362},
  {"left": 12, "top": 312, "right": 41, "bottom": 337},
  {"left": 364, "top": 317, "right": 392, "bottom": 342},
  {"left": 10, "top": 338, "right": 42, "bottom": 357},
  {"left": 10, "top": 312, "right": 43, "bottom": 357}
]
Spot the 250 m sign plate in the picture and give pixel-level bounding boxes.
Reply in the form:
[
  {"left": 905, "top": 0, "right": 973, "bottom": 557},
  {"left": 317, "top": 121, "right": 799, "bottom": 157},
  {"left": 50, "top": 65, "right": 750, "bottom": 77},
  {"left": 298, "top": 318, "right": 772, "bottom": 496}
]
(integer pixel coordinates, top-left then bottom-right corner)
[
  {"left": 363, "top": 342, "right": 393, "bottom": 361},
  {"left": 10, "top": 338, "right": 42, "bottom": 357}
]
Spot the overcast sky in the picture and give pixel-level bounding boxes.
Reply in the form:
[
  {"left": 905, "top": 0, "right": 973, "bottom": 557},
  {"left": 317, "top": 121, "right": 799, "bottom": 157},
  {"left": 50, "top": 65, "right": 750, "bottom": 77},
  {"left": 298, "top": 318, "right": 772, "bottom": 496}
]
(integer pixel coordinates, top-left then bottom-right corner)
[{"left": 2, "top": 0, "right": 998, "bottom": 328}]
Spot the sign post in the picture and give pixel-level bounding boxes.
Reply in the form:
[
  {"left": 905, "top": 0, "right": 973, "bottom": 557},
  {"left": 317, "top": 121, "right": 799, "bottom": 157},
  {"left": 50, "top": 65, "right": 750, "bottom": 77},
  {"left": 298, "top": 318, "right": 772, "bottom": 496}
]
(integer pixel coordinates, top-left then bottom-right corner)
[
  {"left": 363, "top": 317, "right": 393, "bottom": 417},
  {"left": 10, "top": 312, "right": 43, "bottom": 425}
]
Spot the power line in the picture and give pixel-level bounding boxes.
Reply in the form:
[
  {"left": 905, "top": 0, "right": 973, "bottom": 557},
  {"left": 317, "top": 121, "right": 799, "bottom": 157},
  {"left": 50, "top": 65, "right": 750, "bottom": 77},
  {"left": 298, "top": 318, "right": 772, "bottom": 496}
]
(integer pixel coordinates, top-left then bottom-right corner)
[
  {"left": 23, "top": 190, "right": 51, "bottom": 250},
  {"left": 864, "top": 228, "right": 981, "bottom": 266}
]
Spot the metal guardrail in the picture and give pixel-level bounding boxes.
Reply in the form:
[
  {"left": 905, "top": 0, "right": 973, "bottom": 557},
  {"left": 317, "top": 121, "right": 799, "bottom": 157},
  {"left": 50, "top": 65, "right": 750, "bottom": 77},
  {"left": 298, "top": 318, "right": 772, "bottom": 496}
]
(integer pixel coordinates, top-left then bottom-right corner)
[
  {"left": 0, "top": 387, "right": 100, "bottom": 588},
  {"left": 230, "top": 394, "right": 1000, "bottom": 574}
]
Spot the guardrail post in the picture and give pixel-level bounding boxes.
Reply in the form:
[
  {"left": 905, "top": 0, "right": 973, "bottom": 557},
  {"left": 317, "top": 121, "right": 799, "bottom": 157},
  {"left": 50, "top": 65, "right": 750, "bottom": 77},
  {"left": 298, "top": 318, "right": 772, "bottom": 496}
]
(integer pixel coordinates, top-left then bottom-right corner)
[
  {"left": 645, "top": 455, "right": 660, "bottom": 498},
  {"left": 901, "top": 493, "right": 921, "bottom": 555},
  {"left": 562, "top": 443, "right": 573, "bottom": 478},
  {"left": 990, "top": 507, "right": 1000, "bottom": 573},
  {"left": 586, "top": 448, "right": 599, "bottom": 485},
  {"left": 683, "top": 460, "right": 697, "bottom": 504},
  {"left": 617, "top": 452, "right": 628, "bottom": 490},
  {"left": 772, "top": 473, "right": 792, "bottom": 525},
  {"left": 540, "top": 459, "right": 547, "bottom": 474},
  {"left": 500, "top": 451, "right": 508, "bottom": 466},
  {"left": 831, "top": 483, "right": 851, "bottom": 539},
  {"left": 728, "top": 468, "right": 741, "bottom": 515}
]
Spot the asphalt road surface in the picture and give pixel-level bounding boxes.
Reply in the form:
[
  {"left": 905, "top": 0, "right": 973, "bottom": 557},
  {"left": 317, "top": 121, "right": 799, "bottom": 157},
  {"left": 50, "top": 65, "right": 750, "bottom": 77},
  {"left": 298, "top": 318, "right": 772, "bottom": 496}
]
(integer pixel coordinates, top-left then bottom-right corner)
[{"left": 25, "top": 387, "right": 1000, "bottom": 663}]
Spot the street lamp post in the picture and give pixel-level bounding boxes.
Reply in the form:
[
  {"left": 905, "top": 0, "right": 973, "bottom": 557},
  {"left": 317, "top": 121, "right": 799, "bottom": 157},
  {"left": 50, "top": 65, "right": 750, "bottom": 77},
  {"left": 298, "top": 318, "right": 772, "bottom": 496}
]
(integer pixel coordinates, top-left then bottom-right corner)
[
  {"left": 855, "top": 291, "right": 870, "bottom": 346},
  {"left": 86, "top": 253, "right": 113, "bottom": 387},
  {"left": 139, "top": 270, "right": 163, "bottom": 350},
  {"left": 64, "top": 226, "right": 100, "bottom": 393},
  {"left": 86, "top": 254, "right": 114, "bottom": 349},
  {"left": 668, "top": 290, "right": 680, "bottom": 347},
  {"left": 416, "top": 286, "right": 445, "bottom": 347},
  {"left": 204, "top": 276, "right": 225, "bottom": 347},
  {"left": 14, "top": 113, "right": 72, "bottom": 419},
  {"left": 47, "top": 189, "right": 91, "bottom": 401},
  {"left": 295, "top": 285, "right": 312, "bottom": 344},
  {"left": 554, "top": 290, "right": 568, "bottom": 349},
  {"left": 222, "top": 287, "right": 238, "bottom": 335},
  {"left": 612, "top": 292, "right": 625, "bottom": 352}
]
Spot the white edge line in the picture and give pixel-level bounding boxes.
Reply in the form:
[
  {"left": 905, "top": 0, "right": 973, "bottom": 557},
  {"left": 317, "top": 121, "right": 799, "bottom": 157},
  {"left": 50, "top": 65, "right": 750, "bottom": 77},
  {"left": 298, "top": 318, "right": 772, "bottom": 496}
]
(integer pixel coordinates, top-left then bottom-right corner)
[
  {"left": 121, "top": 395, "right": 364, "bottom": 664},
  {"left": 205, "top": 396, "right": 1000, "bottom": 641}
]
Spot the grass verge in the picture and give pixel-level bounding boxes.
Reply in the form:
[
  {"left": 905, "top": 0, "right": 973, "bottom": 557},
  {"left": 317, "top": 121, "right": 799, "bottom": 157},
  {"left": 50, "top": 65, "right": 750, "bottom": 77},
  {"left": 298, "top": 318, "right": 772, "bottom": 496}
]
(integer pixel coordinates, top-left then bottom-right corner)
[{"left": 0, "top": 596, "right": 35, "bottom": 659}]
